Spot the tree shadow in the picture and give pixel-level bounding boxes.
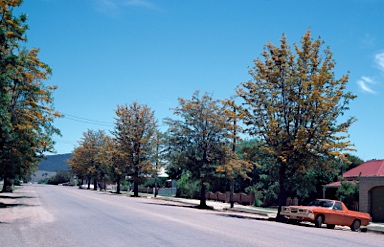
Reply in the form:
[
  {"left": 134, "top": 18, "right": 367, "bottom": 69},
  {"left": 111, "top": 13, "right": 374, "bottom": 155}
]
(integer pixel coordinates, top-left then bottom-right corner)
[
  {"left": 0, "top": 195, "right": 35, "bottom": 199},
  {"left": 143, "top": 201, "right": 215, "bottom": 211},
  {"left": 142, "top": 201, "right": 197, "bottom": 209},
  {"left": 214, "top": 212, "right": 271, "bottom": 221},
  {"left": 0, "top": 202, "right": 29, "bottom": 208}
]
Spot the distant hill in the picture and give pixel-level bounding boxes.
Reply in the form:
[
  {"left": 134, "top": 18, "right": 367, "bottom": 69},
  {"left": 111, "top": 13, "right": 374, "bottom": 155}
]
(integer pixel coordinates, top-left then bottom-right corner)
[{"left": 38, "top": 153, "right": 72, "bottom": 172}]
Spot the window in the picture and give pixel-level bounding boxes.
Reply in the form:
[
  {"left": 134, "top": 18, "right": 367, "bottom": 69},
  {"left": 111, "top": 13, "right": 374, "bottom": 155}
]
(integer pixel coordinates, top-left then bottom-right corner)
[{"left": 334, "top": 203, "right": 343, "bottom": 211}]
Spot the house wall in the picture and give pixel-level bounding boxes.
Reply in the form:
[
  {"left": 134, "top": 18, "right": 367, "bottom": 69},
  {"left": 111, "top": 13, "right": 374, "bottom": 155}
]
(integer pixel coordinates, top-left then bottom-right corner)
[{"left": 359, "top": 176, "right": 384, "bottom": 215}]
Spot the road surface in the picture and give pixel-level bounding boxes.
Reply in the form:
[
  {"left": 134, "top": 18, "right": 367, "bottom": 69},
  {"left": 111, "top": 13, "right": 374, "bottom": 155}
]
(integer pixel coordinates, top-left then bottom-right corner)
[{"left": 0, "top": 184, "right": 382, "bottom": 247}]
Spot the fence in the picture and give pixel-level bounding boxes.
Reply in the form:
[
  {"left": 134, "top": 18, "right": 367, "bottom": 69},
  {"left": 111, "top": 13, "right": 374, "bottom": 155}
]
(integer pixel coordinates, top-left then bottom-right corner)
[{"left": 206, "top": 191, "right": 255, "bottom": 205}]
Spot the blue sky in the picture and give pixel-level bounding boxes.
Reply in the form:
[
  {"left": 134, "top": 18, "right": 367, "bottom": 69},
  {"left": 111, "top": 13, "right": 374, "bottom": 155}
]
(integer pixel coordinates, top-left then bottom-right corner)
[{"left": 17, "top": 0, "right": 384, "bottom": 161}]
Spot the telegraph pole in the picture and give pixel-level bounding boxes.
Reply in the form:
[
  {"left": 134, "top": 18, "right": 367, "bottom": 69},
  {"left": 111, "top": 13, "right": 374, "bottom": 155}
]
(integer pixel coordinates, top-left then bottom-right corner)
[{"left": 230, "top": 105, "right": 237, "bottom": 208}]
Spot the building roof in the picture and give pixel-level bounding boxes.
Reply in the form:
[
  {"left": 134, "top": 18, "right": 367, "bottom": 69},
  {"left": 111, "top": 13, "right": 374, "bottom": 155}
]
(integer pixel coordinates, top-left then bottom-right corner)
[
  {"left": 323, "top": 181, "right": 357, "bottom": 188},
  {"left": 323, "top": 160, "right": 384, "bottom": 188},
  {"left": 343, "top": 159, "right": 384, "bottom": 178},
  {"left": 323, "top": 181, "right": 342, "bottom": 188}
]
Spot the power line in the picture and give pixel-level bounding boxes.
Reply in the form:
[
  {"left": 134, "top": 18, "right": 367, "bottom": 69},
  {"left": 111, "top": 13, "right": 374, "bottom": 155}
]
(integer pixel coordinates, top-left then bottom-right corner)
[
  {"left": 61, "top": 113, "right": 114, "bottom": 127},
  {"left": 61, "top": 112, "right": 168, "bottom": 128}
]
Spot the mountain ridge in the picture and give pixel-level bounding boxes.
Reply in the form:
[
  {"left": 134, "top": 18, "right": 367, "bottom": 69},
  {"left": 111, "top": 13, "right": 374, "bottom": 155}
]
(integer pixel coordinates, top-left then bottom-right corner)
[{"left": 38, "top": 153, "right": 72, "bottom": 172}]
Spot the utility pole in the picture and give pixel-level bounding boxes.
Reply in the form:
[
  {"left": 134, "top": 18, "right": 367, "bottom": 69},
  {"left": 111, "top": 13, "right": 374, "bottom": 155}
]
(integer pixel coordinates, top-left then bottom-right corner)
[
  {"left": 230, "top": 105, "right": 237, "bottom": 208},
  {"left": 154, "top": 141, "right": 159, "bottom": 197}
]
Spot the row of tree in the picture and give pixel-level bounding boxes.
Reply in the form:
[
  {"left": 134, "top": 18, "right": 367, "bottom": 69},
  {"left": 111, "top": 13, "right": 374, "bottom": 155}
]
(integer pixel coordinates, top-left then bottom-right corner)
[
  {"left": 69, "top": 102, "right": 159, "bottom": 196},
  {"left": 0, "top": 1, "right": 61, "bottom": 192},
  {"left": 0, "top": 2, "right": 360, "bottom": 219},
  {"left": 69, "top": 29, "right": 359, "bottom": 218}
]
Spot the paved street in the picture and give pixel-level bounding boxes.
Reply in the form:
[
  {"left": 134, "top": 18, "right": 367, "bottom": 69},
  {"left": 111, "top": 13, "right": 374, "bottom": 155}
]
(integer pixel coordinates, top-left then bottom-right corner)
[{"left": 0, "top": 185, "right": 383, "bottom": 247}]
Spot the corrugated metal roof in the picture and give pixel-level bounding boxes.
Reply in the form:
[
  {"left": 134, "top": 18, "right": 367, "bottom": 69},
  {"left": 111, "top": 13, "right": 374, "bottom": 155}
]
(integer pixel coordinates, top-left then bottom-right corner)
[{"left": 343, "top": 159, "right": 384, "bottom": 178}]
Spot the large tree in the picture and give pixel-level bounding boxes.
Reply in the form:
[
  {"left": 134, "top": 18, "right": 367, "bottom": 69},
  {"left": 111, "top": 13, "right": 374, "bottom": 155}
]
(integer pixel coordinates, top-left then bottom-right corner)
[
  {"left": 68, "top": 129, "right": 108, "bottom": 190},
  {"left": 97, "top": 136, "right": 126, "bottom": 193},
  {"left": 0, "top": 0, "right": 61, "bottom": 192},
  {"left": 237, "top": 30, "right": 356, "bottom": 218},
  {"left": 112, "top": 102, "right": 157, "bottom": 197},
  {"left": 216, "top": 99, "right": 254, "bottom": 207},
  {"left": 165, "top": 91, "right": 234, "bottom": 208}
]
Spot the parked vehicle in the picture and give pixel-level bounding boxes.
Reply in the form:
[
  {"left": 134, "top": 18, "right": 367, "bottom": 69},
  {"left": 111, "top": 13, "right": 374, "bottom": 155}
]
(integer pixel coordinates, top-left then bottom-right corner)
[
  {"left": 80, "top": 184, "right": 94, "bottom": 189},
  {"left": 60, "top": 182, "right": 73, "bottom": 186},
  {"left": 281, "top": 199, "right": 371, "bottom": 231}
]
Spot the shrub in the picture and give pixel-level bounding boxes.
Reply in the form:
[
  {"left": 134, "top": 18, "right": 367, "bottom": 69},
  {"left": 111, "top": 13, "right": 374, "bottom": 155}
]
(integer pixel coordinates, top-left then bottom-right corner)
[
  {"left": 176, "top": 172, "right": 201, "bottom": 199},
  {"left": 336, "top": 180, "right": 359, "bottom": 209},
  {"left": 47, "top": 170, "right": 71, "bottom": 185}
]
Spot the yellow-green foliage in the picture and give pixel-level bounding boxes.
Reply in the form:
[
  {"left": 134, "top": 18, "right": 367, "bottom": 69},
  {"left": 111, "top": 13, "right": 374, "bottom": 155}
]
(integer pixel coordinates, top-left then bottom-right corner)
[
  {"left": 237, "top": 30, "right": 356, "bottom": 210},
  {"left": 1, "top": 0, "right": 61, "bottom": 190}
]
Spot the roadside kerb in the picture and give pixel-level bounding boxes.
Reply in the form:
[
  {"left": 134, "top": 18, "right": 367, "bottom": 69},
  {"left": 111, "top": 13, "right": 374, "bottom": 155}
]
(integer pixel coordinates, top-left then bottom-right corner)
[
  {"left": 152, "top": 195, "right": 384, "bottom": 234},
  {"left": 92, "top": 189, "right": 384, "bottom": 234}
]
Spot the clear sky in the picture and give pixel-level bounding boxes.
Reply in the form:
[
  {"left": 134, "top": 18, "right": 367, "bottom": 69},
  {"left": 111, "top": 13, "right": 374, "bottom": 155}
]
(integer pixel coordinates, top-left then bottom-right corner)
[{"left": 17, "top": 0, "right": 384, "bottom": 161}]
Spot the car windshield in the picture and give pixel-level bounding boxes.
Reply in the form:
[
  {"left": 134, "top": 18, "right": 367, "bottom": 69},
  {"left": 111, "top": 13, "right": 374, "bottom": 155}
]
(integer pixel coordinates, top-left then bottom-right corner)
[{"left": 307, "top": 199, "right": 334, "bottom": 208}]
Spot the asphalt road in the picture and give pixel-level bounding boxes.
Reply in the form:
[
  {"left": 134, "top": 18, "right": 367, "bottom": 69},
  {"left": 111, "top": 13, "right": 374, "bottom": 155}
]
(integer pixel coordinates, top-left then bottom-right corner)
[{"left": 0, "top": 184, "right": 383, "bottom": 247}]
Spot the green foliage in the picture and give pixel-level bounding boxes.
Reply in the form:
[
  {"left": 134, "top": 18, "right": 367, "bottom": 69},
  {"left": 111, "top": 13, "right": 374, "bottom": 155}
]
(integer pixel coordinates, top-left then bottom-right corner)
[
  {"left": 257, "top": 174, "right": 279, "bottom": 206},
  {"left": 112, "top": 101, "right": 157, "bottom": 196},
  {"left": 245, "top": 185, "right": 263, "bottom": 207},
  {"left": 121, "top": 181, "right": 130, "bottom": 191},
  {"left": 68, "top": 102, "right": 160, "bottom": 195},
  {"left": 165, "top": 91, "right": 230, "bottom": 206},
  {"left": 68, "top": 129, "right": 110, "bottom": 190},
  {"left": 336, "top": 180, "right": 359, "bottom": 209},
  {"left": 342, "top": 155, "right": 364, "bottom": 173},
  {"left": 176, "top": 172, "right": 201, "bottom": 199},
  {"left": 47, "top": 169, "right": 71, "bottom": 185},
  {"left": 0, "top": 1, "right": 61, "bottom": 192},
  {"left": 235, "top": 138, "right": 279, "bottom": 206},
  {"left": 143, "top": 177, "right": 167, "bottom": 188},
  {"left": 237, "top": 30, "right": 356, "bottom": 215}
]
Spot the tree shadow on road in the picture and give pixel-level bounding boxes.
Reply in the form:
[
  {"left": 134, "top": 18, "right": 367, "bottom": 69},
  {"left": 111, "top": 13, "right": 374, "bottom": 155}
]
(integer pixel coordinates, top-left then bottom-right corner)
[
  {"left": 0, "top": 195, "right": 35, "bottom": 199},
  {"left": 143, "top": 201, "right": 215, "bottom": 210},
  {"left": 0, "top": 202, "right": 29, "bottom": 208},
  {"left": 142, "top": 201, "right": 198, "bottom": 209},
  {"left": 214, "top": 212, "right": 273, "bottom": 221}
]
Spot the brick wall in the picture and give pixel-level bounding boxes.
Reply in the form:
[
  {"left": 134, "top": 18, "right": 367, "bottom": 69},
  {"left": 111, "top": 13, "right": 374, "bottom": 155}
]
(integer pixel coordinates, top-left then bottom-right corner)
[{"left": 359, "top": 176, "right": 384, "bottom": 213}]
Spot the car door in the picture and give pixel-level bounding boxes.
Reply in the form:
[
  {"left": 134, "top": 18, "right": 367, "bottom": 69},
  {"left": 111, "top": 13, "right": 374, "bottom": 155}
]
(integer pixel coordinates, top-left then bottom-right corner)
[{"left": 327, "top": 202, "right": 344, "bottom": 225}]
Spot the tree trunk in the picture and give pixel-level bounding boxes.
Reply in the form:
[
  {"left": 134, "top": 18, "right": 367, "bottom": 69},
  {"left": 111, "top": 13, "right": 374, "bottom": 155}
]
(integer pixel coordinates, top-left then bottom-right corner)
[
  {"left": 277, "top": 162, "right": 287, "bottom": 221},
  {"left": 133, "top": 181, "right": 139, "bottom": 197},
  {"left": 93, "top": 179, "right": 97, "bottom": 191},
  {"left": 1, "top": 175, "right": 12, "bottom": 193},
  {"left": 199, "top": 181, "right": 207, "bottom": 208},
  {"left": 116, "top": 176, "right": 121, "bottom": 194},
  {"left": 154, "top": 177, "right": 158, "bottom": 197},
  {"left": 87, "top": 177, "right": 91, "bottom": 190},
  {"left": 103, "top": 179, "right": 107, "bottom": 191},
  {"left": 230, "top": 178, "right": 234, "bottom": 208}
]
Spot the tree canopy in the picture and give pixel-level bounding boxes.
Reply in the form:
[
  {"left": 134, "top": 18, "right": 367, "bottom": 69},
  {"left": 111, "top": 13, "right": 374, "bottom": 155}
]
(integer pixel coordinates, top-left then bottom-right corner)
[
  {"left": 68, "top": 129, "right": 109, "bottom": 190},
  {"left": 237, "top": 30, "right": 356, "bottom": 218},
  {"left": 112, "top": 101, "right": 157, "bottom": 197},
  {"left": 164, "top": 91, "right": 251, "bottom": 207},
  {"left": 0, "top": 0, "right": 61, "bottom": 192}
]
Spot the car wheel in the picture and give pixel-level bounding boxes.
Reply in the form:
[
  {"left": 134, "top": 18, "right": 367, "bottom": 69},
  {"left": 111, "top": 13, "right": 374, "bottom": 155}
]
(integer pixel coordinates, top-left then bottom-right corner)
[
  {"left": 315, "top": 215, "right": 323, "bottom": 228},
  {"left": 288, "top": 219, "right": 299, "bottom": 225},
  {"left": 350, "top": 219, "right": 361, "bottom": 232},
  {"left": 326, "top": 224, "right": 335, "bottom": 229}
]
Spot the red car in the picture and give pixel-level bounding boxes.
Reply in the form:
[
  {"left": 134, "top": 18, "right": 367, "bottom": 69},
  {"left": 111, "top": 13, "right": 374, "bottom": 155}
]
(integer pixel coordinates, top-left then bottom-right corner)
[{"left": 281, "top": 199, "right": 371, "bottom": 231}]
